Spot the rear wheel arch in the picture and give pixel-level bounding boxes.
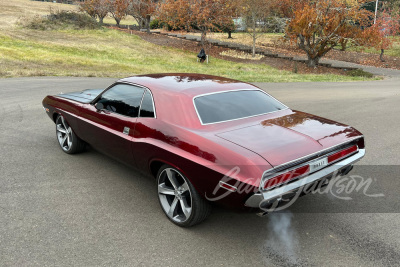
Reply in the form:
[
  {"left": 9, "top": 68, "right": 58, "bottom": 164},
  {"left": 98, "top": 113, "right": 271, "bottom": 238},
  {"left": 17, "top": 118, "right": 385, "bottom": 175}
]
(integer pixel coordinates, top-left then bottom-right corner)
[
  {"left": 149, "top": 159, "right": 189, "bottom": 180},
  {"left": 149, "top": 159, "right": 203, "bottom": 193}
]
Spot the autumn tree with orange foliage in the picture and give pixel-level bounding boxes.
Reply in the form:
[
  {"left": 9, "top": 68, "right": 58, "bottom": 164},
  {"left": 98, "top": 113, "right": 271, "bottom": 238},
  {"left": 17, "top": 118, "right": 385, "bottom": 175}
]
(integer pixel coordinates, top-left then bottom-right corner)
[
  {"left": 284, "top": 0, "right": 387, "bottom": 67},
  {"left": 361, "top": 9, "right": 400, "bottom": 61},
  {"left": 158, "top": 0, "right": 237, "bottom": 48},
  {"left": 80, "top": 0, "right": 109, "bottom": 24},
  {"left": 107, "top": 0, "right": 129, "bottom": 27},
  {"left": 127, "top": 0, "right": 158, "bottom": 33}
]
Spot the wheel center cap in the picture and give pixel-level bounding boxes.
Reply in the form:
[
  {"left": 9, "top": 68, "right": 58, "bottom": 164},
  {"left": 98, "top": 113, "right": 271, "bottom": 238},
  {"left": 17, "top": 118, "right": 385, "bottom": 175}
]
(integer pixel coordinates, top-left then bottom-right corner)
[{"left": 175, "top": 189, "right": 183, "bottom": 199}]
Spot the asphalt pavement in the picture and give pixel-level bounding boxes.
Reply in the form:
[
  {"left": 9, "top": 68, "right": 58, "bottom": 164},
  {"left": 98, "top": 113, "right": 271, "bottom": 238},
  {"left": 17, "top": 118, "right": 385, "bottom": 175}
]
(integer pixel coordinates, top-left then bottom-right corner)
[{"left": 0, "top": 77, "right": 399, "bottom": 266}]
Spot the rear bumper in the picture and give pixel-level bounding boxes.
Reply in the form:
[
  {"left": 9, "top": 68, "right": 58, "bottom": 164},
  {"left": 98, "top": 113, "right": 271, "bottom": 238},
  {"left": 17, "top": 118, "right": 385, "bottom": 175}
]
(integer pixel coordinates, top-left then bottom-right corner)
[{"left": 245, "top": 149, "right": 365, "bottom": 208}]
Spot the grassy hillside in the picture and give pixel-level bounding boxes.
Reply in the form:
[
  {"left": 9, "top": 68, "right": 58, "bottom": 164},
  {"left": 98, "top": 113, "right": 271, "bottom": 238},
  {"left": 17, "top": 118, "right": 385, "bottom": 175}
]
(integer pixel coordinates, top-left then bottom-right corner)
[{"left": 0, "top": 0, "right": 377, "bottom": 82}]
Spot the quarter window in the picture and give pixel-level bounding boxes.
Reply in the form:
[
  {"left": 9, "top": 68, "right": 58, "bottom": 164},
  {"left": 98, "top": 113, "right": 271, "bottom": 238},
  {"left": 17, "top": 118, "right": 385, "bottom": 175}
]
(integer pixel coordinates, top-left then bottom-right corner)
[
  {"left": 97, "top": 84, "right": 145, "bottom": 117},
  {"left": 139, "top": 90, "right": 155, "bottom": 118}
]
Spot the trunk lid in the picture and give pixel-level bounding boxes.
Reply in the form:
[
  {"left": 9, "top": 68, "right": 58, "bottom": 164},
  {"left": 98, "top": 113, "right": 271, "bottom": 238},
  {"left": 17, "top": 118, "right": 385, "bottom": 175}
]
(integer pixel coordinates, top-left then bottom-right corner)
[{"left": 216, "top": 111, "right": 362, "bottom": 167}]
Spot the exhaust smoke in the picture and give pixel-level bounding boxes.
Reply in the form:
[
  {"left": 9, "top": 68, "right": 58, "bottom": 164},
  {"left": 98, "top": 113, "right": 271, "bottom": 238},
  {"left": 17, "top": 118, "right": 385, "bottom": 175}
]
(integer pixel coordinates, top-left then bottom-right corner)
[{"left": 263, "top": 211, "right": 299, "bottom": 265}]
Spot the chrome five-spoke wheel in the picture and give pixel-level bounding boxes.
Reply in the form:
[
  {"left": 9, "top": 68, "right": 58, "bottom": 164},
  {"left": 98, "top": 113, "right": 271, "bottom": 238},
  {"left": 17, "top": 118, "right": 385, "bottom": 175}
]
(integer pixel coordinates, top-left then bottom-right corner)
[
  {"left": 56, "top": 115, "right": 73, "bottom": 152},
  {"left": 157, "top": 165, "right": 211, "bottom": 227},
  {"left": 158, "top": 168, "right": 193, "bottom": 223},
  {"left": 55, "top": 115, "right": 85, "bottom": 154}
]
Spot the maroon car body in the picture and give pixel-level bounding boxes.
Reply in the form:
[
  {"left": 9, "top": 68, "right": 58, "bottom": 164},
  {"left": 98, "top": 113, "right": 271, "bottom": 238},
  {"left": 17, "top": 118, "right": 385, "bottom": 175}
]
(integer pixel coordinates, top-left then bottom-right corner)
[{"left": 42, "top": 74, "right": 365, "bottom": 224}]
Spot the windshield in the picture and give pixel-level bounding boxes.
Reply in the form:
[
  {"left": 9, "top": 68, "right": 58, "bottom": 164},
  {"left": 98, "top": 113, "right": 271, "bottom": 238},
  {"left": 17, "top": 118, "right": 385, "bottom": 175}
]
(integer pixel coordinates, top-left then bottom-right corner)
[{"left": 194, "top": 90, "right": 287, "bottom": 124}]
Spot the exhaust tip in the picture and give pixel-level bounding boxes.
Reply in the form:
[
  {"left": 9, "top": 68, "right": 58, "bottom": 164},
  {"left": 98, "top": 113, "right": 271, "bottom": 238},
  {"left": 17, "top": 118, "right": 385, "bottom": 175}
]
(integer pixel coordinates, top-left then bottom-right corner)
[{"left": 256, "top": 211, "right": 269, "bottom": 217}]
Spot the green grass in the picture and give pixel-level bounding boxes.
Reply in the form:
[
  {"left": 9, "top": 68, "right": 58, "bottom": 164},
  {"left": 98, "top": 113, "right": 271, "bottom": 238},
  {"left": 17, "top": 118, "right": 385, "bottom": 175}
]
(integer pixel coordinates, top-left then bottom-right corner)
[
  {"left": 0, "top": 27, "right": 378, "bottom": 82},
  {"left": 103, "top": 16, "right": 138, "bottom": 26},
  {"left": 348, "top": 36, "right": 400, "bottom": 57}
]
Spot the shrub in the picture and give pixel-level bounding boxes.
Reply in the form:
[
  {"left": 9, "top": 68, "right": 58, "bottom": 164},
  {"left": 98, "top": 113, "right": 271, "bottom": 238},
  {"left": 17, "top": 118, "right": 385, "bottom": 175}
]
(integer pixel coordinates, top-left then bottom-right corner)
[
  {"left": 150, "top": 19, "right": 160, "bottom": 29},
  {"left": 346, "top": 69, "right": 373, "bottom": 78},
  {"left": 264, "top": 17, "right": 288, "bottom": 33},
  {"left": 25, "top": 10, "right": 101, "bottom": 30},
  {"left": 150, "top": 18, "right": 174, "bottom": 30}
]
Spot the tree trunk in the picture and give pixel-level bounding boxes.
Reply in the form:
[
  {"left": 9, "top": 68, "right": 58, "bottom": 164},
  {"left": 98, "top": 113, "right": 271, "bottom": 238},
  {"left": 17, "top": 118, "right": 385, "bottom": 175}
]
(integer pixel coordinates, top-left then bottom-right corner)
[
  {"left": 340, "top": 39, "right": 348, "bottom": 51},
  {"left": 252, "top": 21, "right": 256, "bottom": 58},
  {"left": 115, "top": 18, "right": 121, "bottom": 27},
  {"left": 380, "top": 49, "right": 385, "bottom": 62},
  {"left": 201, "top": 30, "right": 207, "bottom": 49},
  {"left": 228, "top": 31, "right": 232, "bottom": 39},
  {"left": 146, "top": 15, "right": 151, "bottom": 34},
  {"left": 307, "top": 55, "right": 320, "bottom": 67},
  {"left": 142, "top": 20, "right": 146, "bottom": 28},
  {"left": 99, "top": 16, "right": 104, "bottom": 25},
  {"left": 252, "top": 34, "right": 256, "bottom": 57}
]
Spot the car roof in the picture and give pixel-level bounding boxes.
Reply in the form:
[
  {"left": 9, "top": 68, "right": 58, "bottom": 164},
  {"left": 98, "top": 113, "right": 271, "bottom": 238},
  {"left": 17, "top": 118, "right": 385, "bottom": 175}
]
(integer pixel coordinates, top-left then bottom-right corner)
[{"left": 118, "top": 73, "right": 256, "bottom": 97}]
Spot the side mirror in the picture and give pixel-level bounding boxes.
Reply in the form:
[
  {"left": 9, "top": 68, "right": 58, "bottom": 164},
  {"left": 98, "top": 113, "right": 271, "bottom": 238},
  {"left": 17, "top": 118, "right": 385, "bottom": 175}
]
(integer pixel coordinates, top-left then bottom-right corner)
[{"left": 95, "top": 102, "right": 104, "bottom": 111}]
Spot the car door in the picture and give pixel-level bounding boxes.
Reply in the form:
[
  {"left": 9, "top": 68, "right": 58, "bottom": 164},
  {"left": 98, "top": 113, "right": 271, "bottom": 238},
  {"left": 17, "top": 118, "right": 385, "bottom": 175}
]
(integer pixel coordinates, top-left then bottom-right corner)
[
  {"left": 78, "top": 83, "right": 145, "bottom": 166},
  {"left": 131, "top": 88, "right": 159, "bottom": 173}
]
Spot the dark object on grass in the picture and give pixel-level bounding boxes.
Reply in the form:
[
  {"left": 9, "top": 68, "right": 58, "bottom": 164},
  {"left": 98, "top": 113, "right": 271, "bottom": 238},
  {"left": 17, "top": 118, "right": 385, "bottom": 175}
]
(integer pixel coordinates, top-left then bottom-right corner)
[{"left": 197, "top": 48, "right": 207, "bottom": 63}]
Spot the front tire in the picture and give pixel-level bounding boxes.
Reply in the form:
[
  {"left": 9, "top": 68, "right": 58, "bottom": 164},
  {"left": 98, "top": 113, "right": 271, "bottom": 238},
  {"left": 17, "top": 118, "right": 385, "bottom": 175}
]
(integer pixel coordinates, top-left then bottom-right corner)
[
  {"left": 157, "top": 165, "right": 211, "bottom": 227},
  {"left": 55, "top": 115, "right": 85, "bottom": 154}
]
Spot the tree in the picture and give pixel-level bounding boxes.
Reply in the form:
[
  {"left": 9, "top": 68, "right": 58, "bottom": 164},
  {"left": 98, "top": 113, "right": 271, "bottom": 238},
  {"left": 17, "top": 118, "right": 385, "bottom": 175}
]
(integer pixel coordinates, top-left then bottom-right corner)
[
  {"left": 80, "top": 0, "right": 97, "bottom": 19},
  {"left": 238, "top": 0, "right": 271, "bottom": 57},
  {"left": 80, "top": 0, "right": 108, "bottom": 24},
  {"left": 271, "top": 0, "right": 308, "bottom": 18},
  {"left": 158, "top": 0, "right": 237, "bottom": 48},
  {"left": 157, "top": 0, "right": 192, "bottom": 31},
  {"left": 361, "top": 9, "right": 400, "bottom": 61},
  {"left": 107, "top": 0, "right": 129, "bottom": 27},
  {"left": 127, "top": 0, "right": 158, "bottom": 33},
  {"left": 285, "top": 0, "right": 385, "bottom": 67}
]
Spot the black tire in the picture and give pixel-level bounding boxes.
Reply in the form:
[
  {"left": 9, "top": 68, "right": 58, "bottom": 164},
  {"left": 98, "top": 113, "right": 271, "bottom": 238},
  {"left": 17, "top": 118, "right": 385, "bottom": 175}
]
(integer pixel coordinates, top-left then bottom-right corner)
[
  {"left": 55, "top": 114, "right": 85, "bottom": 154},
  {"left": 157, "top": 164, "right": 211, "bottom": 227}
]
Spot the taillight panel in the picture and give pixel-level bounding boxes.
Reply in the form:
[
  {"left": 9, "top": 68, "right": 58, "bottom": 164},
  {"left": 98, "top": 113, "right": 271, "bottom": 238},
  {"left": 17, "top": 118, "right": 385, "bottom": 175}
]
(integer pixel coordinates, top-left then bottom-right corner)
[{"left": 263, "top": 145, "right": 358, "bottom": 190}]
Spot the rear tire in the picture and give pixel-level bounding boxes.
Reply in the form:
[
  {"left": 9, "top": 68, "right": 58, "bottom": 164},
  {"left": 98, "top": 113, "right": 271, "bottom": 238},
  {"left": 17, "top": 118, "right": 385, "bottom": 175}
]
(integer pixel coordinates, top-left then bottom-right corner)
[
  {"left": 55, "top": 114, "right": 85, "bottom": 154},
  {"left": 157, "top": 164, "right": 211, "bottom": 227}
]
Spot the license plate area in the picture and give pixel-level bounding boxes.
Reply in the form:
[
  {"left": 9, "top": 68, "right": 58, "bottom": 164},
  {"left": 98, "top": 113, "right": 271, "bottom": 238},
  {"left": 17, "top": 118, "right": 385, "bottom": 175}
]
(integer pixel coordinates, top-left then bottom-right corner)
[{"left": 309, "top": 157, "right": 328, "bottom": 173}]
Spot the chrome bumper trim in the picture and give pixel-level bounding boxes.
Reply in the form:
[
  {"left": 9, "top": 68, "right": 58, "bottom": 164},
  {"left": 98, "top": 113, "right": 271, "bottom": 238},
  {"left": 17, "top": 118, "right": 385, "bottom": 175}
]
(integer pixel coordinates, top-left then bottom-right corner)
[{"left": 245, "top": 149, "right": 365, "bottom": 208}]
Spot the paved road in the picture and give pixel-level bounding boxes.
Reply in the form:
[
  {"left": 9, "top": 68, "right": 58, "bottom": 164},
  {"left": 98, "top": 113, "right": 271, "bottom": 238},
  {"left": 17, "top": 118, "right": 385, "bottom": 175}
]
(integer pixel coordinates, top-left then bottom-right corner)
[{"left": 1, "top": 77, "right": 399, "bottom": 266}]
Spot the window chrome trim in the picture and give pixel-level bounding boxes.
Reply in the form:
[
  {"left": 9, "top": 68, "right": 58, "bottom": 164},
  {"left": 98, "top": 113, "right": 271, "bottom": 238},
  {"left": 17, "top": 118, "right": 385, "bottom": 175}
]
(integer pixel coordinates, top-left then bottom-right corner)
[
  {"left": 259, "top": 136, "right": 364, "bottom": 191},
  {"left": 138, "top": 88, "right": 157, "bottom": 119},
  {"left": 192, "top": 89, "right": 289, "bottom": 126}
]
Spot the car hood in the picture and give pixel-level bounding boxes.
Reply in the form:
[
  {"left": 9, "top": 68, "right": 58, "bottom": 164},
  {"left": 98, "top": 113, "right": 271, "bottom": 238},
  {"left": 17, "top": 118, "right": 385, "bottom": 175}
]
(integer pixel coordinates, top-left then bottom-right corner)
[
  {"left": 216, "top": 111, "right": 362, "bottom": 167},
  {"left": 57, "top": 89, "right": 103, "bottom": 103}
]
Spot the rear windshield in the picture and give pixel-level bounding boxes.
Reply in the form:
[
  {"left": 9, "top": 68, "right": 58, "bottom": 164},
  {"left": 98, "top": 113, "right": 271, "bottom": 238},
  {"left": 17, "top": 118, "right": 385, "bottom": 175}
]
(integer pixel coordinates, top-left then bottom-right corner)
[{"left": 194, "top": 90, "right": 287, "bottom": 124}]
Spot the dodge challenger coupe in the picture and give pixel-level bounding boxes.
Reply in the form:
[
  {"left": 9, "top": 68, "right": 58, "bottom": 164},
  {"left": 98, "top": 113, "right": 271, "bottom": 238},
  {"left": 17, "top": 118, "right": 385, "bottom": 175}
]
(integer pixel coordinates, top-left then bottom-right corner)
[{"left": 42, "top": 74, "right": 365, "bottom": 227}]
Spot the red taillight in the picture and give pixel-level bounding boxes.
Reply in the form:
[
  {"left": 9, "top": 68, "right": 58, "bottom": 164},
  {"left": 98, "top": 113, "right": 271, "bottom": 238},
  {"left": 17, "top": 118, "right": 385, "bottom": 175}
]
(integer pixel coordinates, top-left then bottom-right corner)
[
  {"left": 264, "top": 165, "right": 310, "bottom": 190},
  {"left": 328, "top": 145, "right": 358, "bottom": 163}
]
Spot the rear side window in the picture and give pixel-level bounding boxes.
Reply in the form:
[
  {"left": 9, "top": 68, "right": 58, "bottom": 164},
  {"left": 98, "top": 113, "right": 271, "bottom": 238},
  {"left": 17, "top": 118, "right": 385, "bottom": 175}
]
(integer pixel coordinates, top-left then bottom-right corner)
[
  {"left": 98, "top": 84, "right": 144, "bottom": 117},
  {"left": 194, "top": 90, "right": 287, "bottom": 124},
  {"left": 139, "top": 90, "right": 155, "bottom": 118}
]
